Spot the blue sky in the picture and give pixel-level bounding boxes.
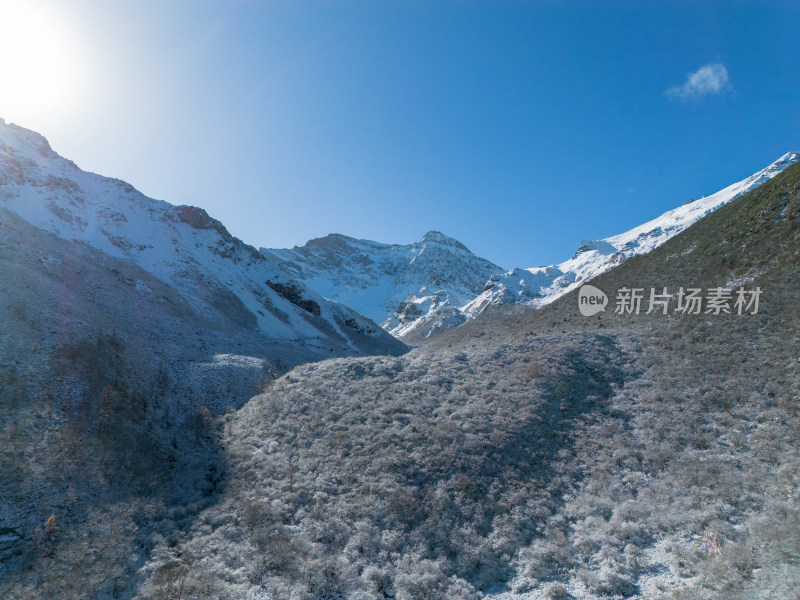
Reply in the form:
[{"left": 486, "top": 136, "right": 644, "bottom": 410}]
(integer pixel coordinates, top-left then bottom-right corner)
[{"left": 2, "top": 0, "right": 799, "bottom": 268}]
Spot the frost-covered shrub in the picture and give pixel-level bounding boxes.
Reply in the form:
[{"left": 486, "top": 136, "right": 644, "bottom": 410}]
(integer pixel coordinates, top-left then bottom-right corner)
[
  {"left": 362, "top": 565, "right": 394, "bottom": 598},
  {"left": 393, "top": 558, "right": 448, "bottom": 600},
  {"left": 545, "top": 581, "right": 569, "bottom": 599},
  {"left": 588, "top": 564, "right": 637, "bottom": 597},
  {"left": 517, "top": 536, "right": 571, "bottom": 581}
]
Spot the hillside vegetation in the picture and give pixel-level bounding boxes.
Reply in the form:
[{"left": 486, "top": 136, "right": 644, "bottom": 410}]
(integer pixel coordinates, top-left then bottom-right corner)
[
  {"left": 0, "top": 214, "right": 397, "bottom": 597},
  {"left": 2, "top": 162, "right": 800, "bottom": 599},
  {"left": 126, "top": 162, "right": 800, "bottom": 599}
]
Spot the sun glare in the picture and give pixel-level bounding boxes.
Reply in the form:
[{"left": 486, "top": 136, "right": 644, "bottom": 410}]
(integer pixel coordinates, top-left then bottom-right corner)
[{"left": 0, "top": 2, "right": 84, "bottom": 123}]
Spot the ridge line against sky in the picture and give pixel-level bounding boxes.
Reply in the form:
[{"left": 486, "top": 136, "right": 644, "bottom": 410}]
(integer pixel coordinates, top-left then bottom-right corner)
[{"left": 0, "top": 0, "right": 798, "bottom": 268}]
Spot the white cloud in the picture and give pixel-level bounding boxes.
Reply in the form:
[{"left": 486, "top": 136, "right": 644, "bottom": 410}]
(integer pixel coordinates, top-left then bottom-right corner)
[{"left": 666, "top": 63, "right": 732, "bottom": 100}]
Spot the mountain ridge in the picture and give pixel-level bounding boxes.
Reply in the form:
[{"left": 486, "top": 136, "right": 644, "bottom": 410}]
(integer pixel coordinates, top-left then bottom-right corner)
[
  {"left": 260, "top": 228, "right": 503, "bottom": 334},
  {"left": 468, "top": 151, "right": 800, "bottom": 314},
  {"left": 397, "top": 151, "right": 800, "bottom": 339},
  {"left": 260, "top": 151, "right": 798, "bottom": 342}
]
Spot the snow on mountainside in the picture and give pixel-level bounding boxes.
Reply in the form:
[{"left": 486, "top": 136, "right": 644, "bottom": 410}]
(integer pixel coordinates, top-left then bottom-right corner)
[
  {"left": 260, "top": 230, "right": 503, "bottom": 337},
  {"left": 456, "top": 151, "right": 800, "bottom": 321},
  {"left": 264, "top": 153, "right": 798, "bottom": 341},
  {"left": 0, "top": 119, "right": 404, "bottom": 386}
]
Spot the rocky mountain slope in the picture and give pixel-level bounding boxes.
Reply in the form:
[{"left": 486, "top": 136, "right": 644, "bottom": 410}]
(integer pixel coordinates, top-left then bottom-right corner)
[
  {"left": 122, "top": 160, "right": 800, "bottom": 600},
  {"left": 0, "top": 119, "right": 406, "bottom": 406},
  {"left": 261, "top": 230, "right": 503, "bottom": 338}
]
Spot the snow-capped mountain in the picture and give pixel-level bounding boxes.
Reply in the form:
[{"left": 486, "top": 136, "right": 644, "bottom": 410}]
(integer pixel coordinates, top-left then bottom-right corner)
[
  {"left": 260, "top": 230, "right": 503, "bottom": 337},
  {"left": 458, "top": 151, "right": 800, "bottom": 322},
  {"left": 264, "top": 152, "right": 798, "bottom": 341},
  {"left": 0, "top": 119, "right": 405, "bottom": 408}
]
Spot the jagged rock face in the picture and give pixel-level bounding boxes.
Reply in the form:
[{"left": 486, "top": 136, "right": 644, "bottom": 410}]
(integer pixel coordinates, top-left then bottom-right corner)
[
  {"left": 575, "top": 239, "right": 617, "bottom": 256},
  {"left": 261, "top": 230, "right": 503, "bottom": 338},
  {"left": 264, "top": 280, "right": 321, "bottom": 316},
  {"left": 395, "top": 300, "right": 424, "bottom": 321},
  {"left": 173, "top": 205, "right": 233, "bottom": 240}
]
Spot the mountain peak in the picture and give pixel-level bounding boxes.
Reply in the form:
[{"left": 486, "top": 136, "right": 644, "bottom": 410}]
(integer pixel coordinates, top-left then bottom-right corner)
[
  {"left": 420, "top": 230, "right": 469, "bottom": 251},
  {"left": 305, "top": 233, "right": 357, "bottom": 247},
  {"left": 421, "top": 230, "right": 451, "bottom": 242},
  {"left": 0, "top": 119, "right": 53, "bottom": 157},
  {"left": 745, "top": 152, "right": 800, "bottom": 185},
  {"left": 262, "top": 230, "right": 502, "bottom": 327}
]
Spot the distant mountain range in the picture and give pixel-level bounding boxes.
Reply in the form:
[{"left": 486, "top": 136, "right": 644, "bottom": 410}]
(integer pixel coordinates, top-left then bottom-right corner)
[
  {"left": 263, "top": 151, "right": 799, "bottom": 340},
  {"left": 260, "top": 230, "right": 502, "bottom": 339},
  {"left": 2, "top": 117, "right": 796, "bottom": 353}
]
